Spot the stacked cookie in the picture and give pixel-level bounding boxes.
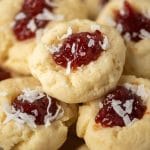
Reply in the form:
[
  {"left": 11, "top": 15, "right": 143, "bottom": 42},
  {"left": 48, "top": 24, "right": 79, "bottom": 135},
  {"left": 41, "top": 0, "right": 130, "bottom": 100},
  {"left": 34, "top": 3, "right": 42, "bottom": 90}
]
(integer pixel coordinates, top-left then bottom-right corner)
[{"left": 0, "top": 0, "right": 150, "bottom": 150}]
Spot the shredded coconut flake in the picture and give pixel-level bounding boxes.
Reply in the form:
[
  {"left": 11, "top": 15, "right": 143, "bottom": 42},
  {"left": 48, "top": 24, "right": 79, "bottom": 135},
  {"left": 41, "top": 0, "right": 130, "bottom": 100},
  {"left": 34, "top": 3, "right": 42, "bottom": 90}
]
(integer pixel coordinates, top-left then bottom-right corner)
[
  {"left": 71, "top": 43, "right": 76, "bottom": 53},
  {"left": 3, "top": 101, "right": 36, "bottom": 128},
  {"left": 112, "top": 99, "right": 134, "bottom": 126},
  {"left": 123, "top": 32, "right": 131, "bottom": 41},
  {"left": 120, "top": 9, "right": 125, "bottom": 15},
  {"left": 123, "top": 115, "right": 131, "bottom": 126},
  {"left": 116, "top": 23, "right": 123, "bottom": 33},
  {"left": 61, "top": 27, "right": 72, "bottom": 40},
  {"left": 80, "top": 52, "right": 86, "bottom": 56},
  {"left": 123, "top": 99, "right": 134, "bottom": 114},
  {"left": 107, "top": 94, "right": 114, "bottom": 99},
  {"left": 124, "top": 83, "right": 150, "bottom": 102},
  {"left": 15, "top": 12, "right": 26, "bottom": 20},
  {"left": 88, "top": 39, "right": 95, "bottom": 47},
  {"left": 66, "top": 61, "right": 71, "bottom": 75},
  {"left": 17, "top": 89, "right": 45, "bottom": 103},
  {"left": 112, "top": 100, "right": 125, "bottom": 117},
  {"left": 44, "top": 96, "right": 64, "bottom": 127},
  {"left": 31, "top": 109, "right": 38, "bottom": 117},
  {"left": 139, "top": 29, "right": 150, "bottom": 39},
  {"left": 27, "top": 19, "right": 37, "bottom": 32},
  {"left": 46, "top": 43, "right": 62, "bottom": 54},
  {"left": 99, "top": 35, "right": 109, "bottom": 50},
  {"left": 91, "top": 24, "right": 100, "bottom": 32},
  {"left": 99, "top": 102, "right": 103, "bottom": 109},
  {"left": 2, "top": 95, "right": 64, "bottom": 128}
]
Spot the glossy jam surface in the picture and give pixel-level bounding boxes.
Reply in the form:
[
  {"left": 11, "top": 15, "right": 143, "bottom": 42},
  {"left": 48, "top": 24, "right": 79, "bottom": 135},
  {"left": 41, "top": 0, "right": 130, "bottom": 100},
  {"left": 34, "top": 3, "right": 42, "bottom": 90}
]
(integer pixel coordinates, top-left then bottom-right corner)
[
  {"left": 95, "top": 86, "right": 146, "bottom": 127},
  {"left": 13, "top": 0, "right": 53, "bottom": 41},
  {"left": 115, "top": 1, "right": 150, "bottom": 42},
  {"left": 52, "top": 30, "right": 105, "bottom": 70},
  {"left": 12, "top": 95, "right": 58, "bottom": 125},
  {"left": 0, "top": 68, "right": 11, "bottom": 81}
]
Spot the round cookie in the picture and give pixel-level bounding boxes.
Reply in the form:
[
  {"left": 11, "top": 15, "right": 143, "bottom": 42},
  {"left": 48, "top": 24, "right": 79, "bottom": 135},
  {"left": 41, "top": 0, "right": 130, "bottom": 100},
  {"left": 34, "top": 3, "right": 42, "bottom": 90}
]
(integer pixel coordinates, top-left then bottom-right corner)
[
  {"left": 0, "top": 77, "right": 77, "bottom": 150},
  {"left": 0, "top": 0, "right": 87, "bottom": 75},
  {"left": 29, "top": 19, "right": 126, "bottom": 103},
  {"left": 97, "top": 0, "right": 150, "bottom": 78},
  {"left": 77, "top": 75, "right": 150, "bottom": 150}
]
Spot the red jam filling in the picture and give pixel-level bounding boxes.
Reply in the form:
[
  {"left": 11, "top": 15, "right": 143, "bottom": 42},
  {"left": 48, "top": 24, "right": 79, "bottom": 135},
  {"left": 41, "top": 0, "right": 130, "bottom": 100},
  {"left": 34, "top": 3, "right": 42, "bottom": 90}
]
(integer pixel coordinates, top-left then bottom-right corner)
[
  {"left": 13, "top": 0, "right": 53, "bottom": 41},
  {"left": 115, "top": 1, "right": 150, "bottom": 42},
  {"left": 95, "top": 86, "right": 146, "bottom": 127},
  {"left": 0, "top": 67, "right": 11, "bottom": 81},
  {"left": 52, "top": 30, "right": 105, "bottom": 70},
  {"left": 12, "top": 94, "right": 59, "bottom": 125}
]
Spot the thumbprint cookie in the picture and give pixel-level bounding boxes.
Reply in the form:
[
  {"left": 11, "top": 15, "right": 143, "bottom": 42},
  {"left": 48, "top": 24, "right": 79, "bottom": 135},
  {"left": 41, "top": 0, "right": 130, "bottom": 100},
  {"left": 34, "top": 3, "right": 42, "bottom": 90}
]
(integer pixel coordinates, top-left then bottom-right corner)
[
  {"left": 0, "top": 0, "right": 87, "bottom": 75},
  {"left": 29, "top": 19, "right": 126, "bottom": 103},
  {"left": 77, "top": 75, "right": 150, "bottom": 150},
  {"left": 0, "top": 77, "right": 77, "bottom": 150},
  {"left": 97, "top": 0, "right": 150, "bottom": 78}
]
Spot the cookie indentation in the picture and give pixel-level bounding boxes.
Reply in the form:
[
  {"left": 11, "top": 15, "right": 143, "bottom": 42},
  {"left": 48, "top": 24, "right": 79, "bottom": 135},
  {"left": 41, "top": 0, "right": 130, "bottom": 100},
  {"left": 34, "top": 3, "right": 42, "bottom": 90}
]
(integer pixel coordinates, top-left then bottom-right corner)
[
  {"left": 52, "top": 30, "right": 107, "bottom": 70},
  {"left": 95, "top": 86, "right": 146, "bottom": 127},
  {"left": 13, "top": 0, "right": 54, "bottom": 41},
  {"left": 115, "top": 1, "right": 150, "bottom": 42}
]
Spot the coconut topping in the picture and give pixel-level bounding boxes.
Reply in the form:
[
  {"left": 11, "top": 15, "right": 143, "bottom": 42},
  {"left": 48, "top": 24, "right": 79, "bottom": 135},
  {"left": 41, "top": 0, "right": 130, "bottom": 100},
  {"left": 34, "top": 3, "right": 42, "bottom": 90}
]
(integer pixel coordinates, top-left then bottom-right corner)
[
  {"left": 15, "top": 12, "right": 26, "bottom": 20},
  {"left": 61, "top": 27, "right": 73, "bottom": 40},
  {"left": 124, "top": 83, "right": 150, "bottom": 102},
  {"left": 3, "top": 89, "right": 63, "bottom": 128},
  {"left": 3, "top": 102, "right": 37, "bottom": 128},
  {"left": 17, "top": 89, "right": 45, "bottom": 103}
]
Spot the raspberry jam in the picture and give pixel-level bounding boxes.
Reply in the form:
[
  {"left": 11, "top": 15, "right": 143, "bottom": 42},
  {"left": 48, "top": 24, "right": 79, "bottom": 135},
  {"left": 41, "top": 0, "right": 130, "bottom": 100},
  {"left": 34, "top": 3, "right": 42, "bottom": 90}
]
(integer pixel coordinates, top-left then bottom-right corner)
[
  {"left": 12, "top": 94, "right": 59, "bottom": 125},
  {"left": 0, "top": 67, "right": 11, "bottom": 81},
  {"left": 13, "top": 0, "right": 53, "bottom": 41},
  {"left": 115, "top": 1, "right": 150, "bottom": 42},
  {"left": 52, "top": 30, "right": 105, "bottom": 70},
  {"left": 95, "top": 86, "right": 146, "bottom": 127}
]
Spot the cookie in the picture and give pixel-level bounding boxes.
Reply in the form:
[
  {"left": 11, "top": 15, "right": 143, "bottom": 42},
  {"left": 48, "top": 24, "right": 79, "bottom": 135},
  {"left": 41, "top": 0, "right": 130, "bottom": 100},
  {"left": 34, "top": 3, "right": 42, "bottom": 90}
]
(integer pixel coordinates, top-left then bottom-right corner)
[
  {"left": 0, "top": 0, "right": 87, "bottom": 75},
  {"left": 97, "top": 0, "right": 150, "bottom": 78},
  {"left": 77, "top": 75, "right": 150, "bottom": 150},
  {"left": 0, "top": 77, "right": 77, "bottom": 150},
  {"left": 29, "top": 19, "right": 126, "bottom": 103}
]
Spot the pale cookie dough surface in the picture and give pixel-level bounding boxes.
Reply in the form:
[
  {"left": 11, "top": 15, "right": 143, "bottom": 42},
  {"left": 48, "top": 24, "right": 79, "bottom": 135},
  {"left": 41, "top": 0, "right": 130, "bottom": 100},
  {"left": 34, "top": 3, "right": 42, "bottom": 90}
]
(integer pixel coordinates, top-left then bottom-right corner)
[
  {"left": 97, "top": 0, "right": 150, "bottom": 79},
  {"left": 29, "top": 19, "right": 126, "bottom": 103},
  {"left": 0, "top": 77, "right": 77, "bottom": 150},
  {"left": 77, "top": 75, "right": 150, "bottom": 150},
  {"left": 0, "top": 0, "right": 87, "bottom": 75},
  {"left": 83, "top": 0, "right": 110, "bottom": 19},
  {"left": 83, "top": 0, "right": 101, "bottom": 19}
]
